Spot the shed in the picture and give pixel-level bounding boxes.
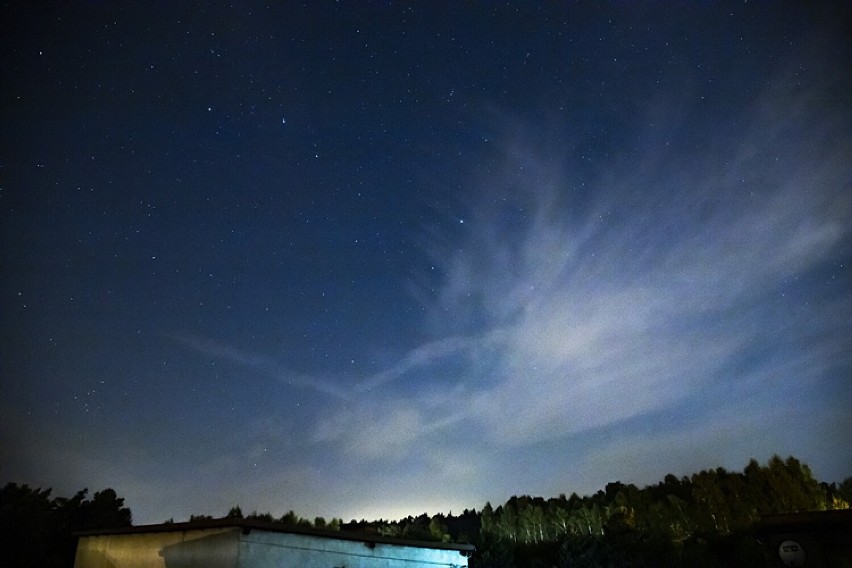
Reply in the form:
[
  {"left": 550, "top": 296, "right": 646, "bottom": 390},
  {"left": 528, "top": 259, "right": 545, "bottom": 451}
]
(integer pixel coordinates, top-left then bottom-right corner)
[
  {"left": 754, "top": 509, "right": 852, "bottom": 567},
  {"left": 74, "top": 518, "right": 474, "bottom": 568}
]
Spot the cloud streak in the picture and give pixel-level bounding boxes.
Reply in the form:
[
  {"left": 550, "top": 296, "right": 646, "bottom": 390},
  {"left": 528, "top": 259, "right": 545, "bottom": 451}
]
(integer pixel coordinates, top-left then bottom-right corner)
[
  {"left": 171, "top": 334, "right": 350, "bottom": 399},
  {"left": 308, "top": 59, "right": 851, "bottom": 465},
  {"left": 167, "top": 55, "right": 849, "bottom": 520}
]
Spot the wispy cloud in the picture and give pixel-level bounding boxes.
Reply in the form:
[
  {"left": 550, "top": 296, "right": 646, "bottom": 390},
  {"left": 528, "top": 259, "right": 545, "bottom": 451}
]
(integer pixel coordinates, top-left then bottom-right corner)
[
  {"left": 353, "top": 335, "right": 478, "bottom": 393},
  {"left": 306, "top": 61, "right": 851, "bottom": 464},
  {"left": 170, "top": 334, "right": 350, "bottom": 399},
  {"left": 170, "top": 58, "right": 849, "bottom": 500}
]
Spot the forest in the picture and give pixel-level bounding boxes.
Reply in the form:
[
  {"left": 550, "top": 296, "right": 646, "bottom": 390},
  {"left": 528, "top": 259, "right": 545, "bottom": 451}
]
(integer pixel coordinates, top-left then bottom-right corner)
[{"left": 2, "top": 455, "right": 849, "bottom": 567}]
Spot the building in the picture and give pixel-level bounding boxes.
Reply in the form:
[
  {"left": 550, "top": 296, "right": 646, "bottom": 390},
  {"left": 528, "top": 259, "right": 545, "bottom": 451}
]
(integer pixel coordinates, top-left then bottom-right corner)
[
  {"left": 74, "top": 518, "right": 474, "bottom": 568},
  {"left": 755, "top": 509, "right": 852, "bottom": 568}
]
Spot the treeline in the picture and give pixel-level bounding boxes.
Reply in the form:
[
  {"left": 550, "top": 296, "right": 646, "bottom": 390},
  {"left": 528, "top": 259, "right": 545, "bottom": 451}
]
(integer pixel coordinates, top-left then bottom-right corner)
[
  {"left": 3, "top": 455, "right": 849, "bottom": 567},
  {"left": 178, "top": 455, "right": 851, "bottom": 566},
  {"left": 184, "top": 505, "right": 345, "bottom": 532},
  {"left": 468, "top": 455, "right": 851, "bottom": 567},
  {"left": 0, "top": 483, "right": 131, "bottom": 568},
  {"left": 183, "top": 502, "right": 480, "bottom": 543},
  {"left": 344, "top": 509, "right": 481, "bottom": 543},
  {"left": 212, "top": 455, "right": 847, "bottom": 566}
]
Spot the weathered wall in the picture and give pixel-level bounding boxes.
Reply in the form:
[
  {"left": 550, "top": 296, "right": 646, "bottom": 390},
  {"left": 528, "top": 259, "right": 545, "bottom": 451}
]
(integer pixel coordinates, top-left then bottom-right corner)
[
  {"left": 74, "top": 528, "right": 238, "bottom": 568},
  {"left": 237, "top": 530, "right": 469, "bottom": 568},
  {"left": 75, "top": 526, "right": 469, "bottom": 568}
]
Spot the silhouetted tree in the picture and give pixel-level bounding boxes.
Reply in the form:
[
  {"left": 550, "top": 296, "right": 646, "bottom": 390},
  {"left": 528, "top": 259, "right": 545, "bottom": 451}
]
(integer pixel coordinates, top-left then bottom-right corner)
[
  {"left": 471, "top": 531, "right": 515, "bottom": 568},
  {"left": 0, "top": 483, "right": 131, "bottom": 568},
  {"left": 0, "top": 483, "right": 57, "bottom": 567},
  {"left": 279, "top": 510, "right": 299, "bottom": 525},
  {"left": 475, "top": 456, "right": 846, "bottom": 567},
  {"left": 327, "top": 517, "right": 342, "bottom": 531},
  {"left": 838, "top": 477, "right": 852, "bottom": 503}
]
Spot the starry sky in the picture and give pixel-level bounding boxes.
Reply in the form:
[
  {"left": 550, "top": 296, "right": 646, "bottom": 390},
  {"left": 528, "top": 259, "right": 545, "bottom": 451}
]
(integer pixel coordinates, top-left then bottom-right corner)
[{"left": 2, "top": 2, "right": 851, "bottom": 525}]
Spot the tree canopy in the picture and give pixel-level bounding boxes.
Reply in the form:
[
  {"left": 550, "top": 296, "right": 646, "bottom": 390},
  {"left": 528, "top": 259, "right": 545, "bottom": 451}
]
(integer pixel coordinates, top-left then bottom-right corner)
[
  {"left": 0, "top": 483, "right": 131, "bottom": 568},
  {"left": 2, "top": 455, "right": 847, "bottom": 567}
]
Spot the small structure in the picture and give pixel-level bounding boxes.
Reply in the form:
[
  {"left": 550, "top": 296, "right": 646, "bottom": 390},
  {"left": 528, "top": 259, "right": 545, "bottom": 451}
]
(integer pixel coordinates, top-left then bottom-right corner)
[
  {"left": 74, "top": 518, "right": 474, "bottom": 568},
  {"left": 755, "top": 509, "right": 852, "bottom": 567}
]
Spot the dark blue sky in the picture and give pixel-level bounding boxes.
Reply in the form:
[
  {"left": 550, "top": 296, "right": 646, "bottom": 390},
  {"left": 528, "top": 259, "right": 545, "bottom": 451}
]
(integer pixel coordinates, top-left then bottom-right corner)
[{"left": 2, "top": 2, "right": 850, "bottom": 524}]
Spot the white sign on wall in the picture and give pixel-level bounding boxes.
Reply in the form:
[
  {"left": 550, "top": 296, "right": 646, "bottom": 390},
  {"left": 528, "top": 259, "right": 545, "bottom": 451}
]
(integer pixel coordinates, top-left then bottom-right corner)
[{"left": 778, "top": 540, "right": 806, "bottom": 567}]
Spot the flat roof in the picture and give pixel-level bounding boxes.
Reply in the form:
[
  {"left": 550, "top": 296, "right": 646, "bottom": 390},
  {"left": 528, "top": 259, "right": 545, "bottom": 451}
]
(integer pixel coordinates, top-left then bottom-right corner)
[
  {"left": 76, "top": 517, "right": 475, "bottom": 553},
  {"left": 757, "top": 509, "right": 852, "bottom": 531}
]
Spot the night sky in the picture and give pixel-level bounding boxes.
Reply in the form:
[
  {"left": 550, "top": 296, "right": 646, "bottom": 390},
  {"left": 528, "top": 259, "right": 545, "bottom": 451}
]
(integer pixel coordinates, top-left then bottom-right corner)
[{"left": 2, "top": 2, "right": 850, "bottom": 525}]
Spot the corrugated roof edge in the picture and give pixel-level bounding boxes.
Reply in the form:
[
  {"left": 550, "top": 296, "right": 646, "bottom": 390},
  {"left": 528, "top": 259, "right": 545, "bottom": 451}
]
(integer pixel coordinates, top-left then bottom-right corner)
[
  {"left": 74, "top": 517, "right": 475, "bottom": 553},
  {"left": 756, "top": 508, "right": 852, "bottom": 529}
]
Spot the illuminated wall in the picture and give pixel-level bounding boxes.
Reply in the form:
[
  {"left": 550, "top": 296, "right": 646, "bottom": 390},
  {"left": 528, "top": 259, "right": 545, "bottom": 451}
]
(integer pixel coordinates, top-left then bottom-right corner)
[
  {"left": 74, "top": 527, "right": 238, "bottom": 568},
  {"left": 235, "top": 529, "right": 468, "bottom": 568},
  {"left": 74, "top": 521, "right": 471, "bottom": 568}
]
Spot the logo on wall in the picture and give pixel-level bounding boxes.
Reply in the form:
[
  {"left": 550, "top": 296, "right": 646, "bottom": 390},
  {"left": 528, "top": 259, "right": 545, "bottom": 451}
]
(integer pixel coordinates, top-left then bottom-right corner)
[{"left": 778, "top": 540, "right": 805, "bottom": 567}]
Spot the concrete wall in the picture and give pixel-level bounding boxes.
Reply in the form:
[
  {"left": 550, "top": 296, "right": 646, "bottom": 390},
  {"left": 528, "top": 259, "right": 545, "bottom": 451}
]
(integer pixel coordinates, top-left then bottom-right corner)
[
  {"left": 74, "top": 528, "right": 238, "bottom": 568},
  {"left": 237, "top": 530, "right": 468, "bottom": 568},
  {"left": 75, "top": 527, "right": 469, "bottom": 568},
  {"left": 757, "top": 510, "right": 852, "bottom": 568}
]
